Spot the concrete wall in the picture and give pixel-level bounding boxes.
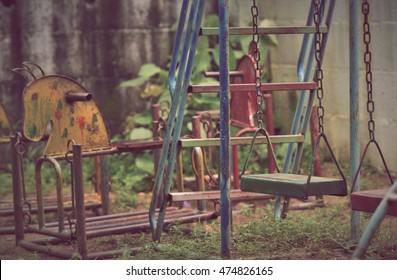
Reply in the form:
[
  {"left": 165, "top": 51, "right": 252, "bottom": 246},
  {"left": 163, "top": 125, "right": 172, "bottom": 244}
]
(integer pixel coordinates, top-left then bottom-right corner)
[
  {"left": 0, "top": 0, "right": 216, "bottom": 135},
  {"left": 230, "top": 0, "right": 397, "bottom": 173}
]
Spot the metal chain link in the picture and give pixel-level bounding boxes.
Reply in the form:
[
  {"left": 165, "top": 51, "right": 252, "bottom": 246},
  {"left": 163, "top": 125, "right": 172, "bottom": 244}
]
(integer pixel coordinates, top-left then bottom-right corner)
[
  {"left": 313, "top": 0, "right": 325, "bottom": 134},
  {"left": 362, "top": 0, "right": 375, "bottom": 141},
  {"left": 251, "top": 0, "right": 264, "bottom": 128}
]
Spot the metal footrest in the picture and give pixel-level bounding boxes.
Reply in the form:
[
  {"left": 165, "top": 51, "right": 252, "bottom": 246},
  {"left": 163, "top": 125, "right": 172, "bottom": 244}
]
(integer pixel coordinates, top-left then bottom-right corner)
[
  {"left": 241, "top": 173, "right": 347, "bottom": 199},
  {"left": 168, "top": 189, "right": 273, "bottom": 203},
  {"left": 0, "top": 193, "right": 102, "bottom": 217},
  {"left": 351, "top": 188, "right": 397, "bottom": 216}
]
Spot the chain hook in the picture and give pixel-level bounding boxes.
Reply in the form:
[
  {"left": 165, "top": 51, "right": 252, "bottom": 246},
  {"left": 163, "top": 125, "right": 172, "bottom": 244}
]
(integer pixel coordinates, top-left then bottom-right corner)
[{"left": 15, "top": 132, "right": 26, "bottom": 156}]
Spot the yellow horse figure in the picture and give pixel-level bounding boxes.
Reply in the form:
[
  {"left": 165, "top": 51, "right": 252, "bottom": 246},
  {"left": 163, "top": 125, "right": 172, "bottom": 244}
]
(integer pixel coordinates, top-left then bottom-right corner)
[{"left": 22, "top": 75, "right": 111, "bottom": 156}]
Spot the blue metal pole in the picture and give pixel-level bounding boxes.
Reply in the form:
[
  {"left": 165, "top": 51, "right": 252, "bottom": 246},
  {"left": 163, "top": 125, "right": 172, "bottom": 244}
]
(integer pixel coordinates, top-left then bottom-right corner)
[
  {"left": 149, "top": 0, "right": 206, "bottom": 241},
  {"left": 349, "top": 0, "right": 360, "bottom": 241},
  {"left": 168, "top": 0, "right": 189, "bottom": 98},
  {"left": 218, "top": 0, "right": 231, "bottom": 258}
]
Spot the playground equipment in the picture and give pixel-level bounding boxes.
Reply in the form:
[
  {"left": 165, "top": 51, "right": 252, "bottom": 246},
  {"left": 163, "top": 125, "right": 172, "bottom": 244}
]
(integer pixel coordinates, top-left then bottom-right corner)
[
  {"left": 240, "top": 0, "right": 347, "bottom": 201},
  {"left": 149, "top": 0, "right": 343, "bottom": 259},
  {"left": 1, "top": 94, "right": 102, "bottom": 234},
  {"left": 349, "top": 0, "right": 395, "bottom": 259},
  {"left": 0, "top": 63, "right": 106, "bottom": 235},
  {"left": 10, "top": 66, "right": 217, "bottom": 259}
]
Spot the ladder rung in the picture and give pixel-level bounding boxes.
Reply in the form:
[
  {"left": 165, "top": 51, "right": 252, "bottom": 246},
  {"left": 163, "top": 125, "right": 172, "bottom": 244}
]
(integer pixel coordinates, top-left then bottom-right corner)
[
  {"left": 188, "top": 82, "right": 316, "bottom": 93},
  {"left": 200, "top": 26, "right": 328, "bottom": 36},
  {"left": 204, "top": 71, "right": 244, "bottom": 78},
  {"left": 180, "top": 134, "right": 304, "bottom": 148},
  {"left": 168, "top": 189, "right": 273, "bottom": 202}
]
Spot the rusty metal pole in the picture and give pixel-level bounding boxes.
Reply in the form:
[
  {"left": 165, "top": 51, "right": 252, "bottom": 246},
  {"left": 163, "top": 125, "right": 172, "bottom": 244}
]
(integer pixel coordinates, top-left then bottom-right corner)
[
  {"left": 11, "top": 136, "right": 24, "bottom": 243},
  {"left": 192, "top": 116, "right": 206, "bottom": 211},
  {"left": 73, "top": 143, "right": 88, "bottom": 259}
]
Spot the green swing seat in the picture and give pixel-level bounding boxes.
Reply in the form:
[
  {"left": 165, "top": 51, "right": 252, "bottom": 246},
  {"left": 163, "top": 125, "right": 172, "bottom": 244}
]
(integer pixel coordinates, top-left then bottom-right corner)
[
  {"left": 240, "top": 173, "right": 347, "bottom": 199},
  {"left": 239, "top": 128, "right": 347, "bottom": 200}
]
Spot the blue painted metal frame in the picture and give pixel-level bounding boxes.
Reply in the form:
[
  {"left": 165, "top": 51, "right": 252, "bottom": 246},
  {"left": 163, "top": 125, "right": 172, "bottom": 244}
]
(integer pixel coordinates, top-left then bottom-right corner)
[
  {"left": 149, "top": 0, "right": 206, "bottom": 242},
  {"left": 218, "top": 0, "right": 231, "bottom": 258},
  {"left": 349, "top": 0, "right": 360, "bottom": 241}
]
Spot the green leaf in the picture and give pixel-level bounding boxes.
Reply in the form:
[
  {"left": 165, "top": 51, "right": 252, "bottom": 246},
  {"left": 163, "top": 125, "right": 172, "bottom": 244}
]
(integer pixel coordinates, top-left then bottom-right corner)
[
  {"left": 194, "top": 37, "right": 211, "bottom": 74},
  {"left": 233, "top": 50, "right": 244, "bottom": 60},
  {"left": 118, "top": 76, "right": 148, "bottom": 88},
  {"left": 133, "top": 113, "right": 152, "bottom": 126},
  {"left": 135, "top": 157, "right": 154, "bottom": 175},
  {"left": 138, "top": 63, "right": 162, "bottom": 78},
  {"left": 129, "top": 127, "right": 152, "bottom": 140},
  {"left": 212, "top": 44, "right": 220, "bottom": 67},
  {"left": 259, "top": 18, "right": 278, "bottom": 47},
  {"left": 229, "top": 45, "right": 237, "bottom": 71},
  {"left": 240, "top": 36, "right": 252, "bottom": 55},
  {"left": 204, "top": 14, "right": 219, "bottom": 27},
  {"left": 263, "top": 34, "right": 278, "bottom": 47}
]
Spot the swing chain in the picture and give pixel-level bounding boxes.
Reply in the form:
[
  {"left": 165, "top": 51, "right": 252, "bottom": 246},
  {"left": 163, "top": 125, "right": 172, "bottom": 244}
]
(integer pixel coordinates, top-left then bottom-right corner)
[
  {"left": 251, "top": 0, "right": 264, "bottom": 128},
  {"left": 313, "top": 0, "right": 325, "bottom": 135},
  {"left": 362, "top": 0, "right": 375, "bottom": 141}
]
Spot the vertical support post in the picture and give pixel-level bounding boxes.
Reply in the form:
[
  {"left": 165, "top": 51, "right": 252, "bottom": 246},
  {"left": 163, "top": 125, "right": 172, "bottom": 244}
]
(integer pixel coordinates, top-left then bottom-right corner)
[
  {"left": 11, "top": 136, "right": 24, "bottom": 243},
  {"left": 94, "top": 156, "right": 109, "bottom": 215},
  {"left": 350, "top": 0, "right": 360, "bottom": 241},
  {"left": 219, "top": 0, "right": 231, "bottom": 258},
  {"left": 151, "top": 103, "right": 161, "bottom": 175},
  {"left": 99, "top": 156, "right": 109, "bottom": 215},
  {"left": 73, "top": 144, "right": 88, "bottom": 259},
  {"left": 192, "top": 116, "right": 206, "bottom": 211},
  {"left": 176, "top": 147, "right": 184, "bottom": 208}
]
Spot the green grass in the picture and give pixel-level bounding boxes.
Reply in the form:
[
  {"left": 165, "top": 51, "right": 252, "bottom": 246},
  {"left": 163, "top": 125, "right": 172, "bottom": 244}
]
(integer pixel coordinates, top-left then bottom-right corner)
[{"left": 84, "top": 198, "right": 396, "bottom": 260}]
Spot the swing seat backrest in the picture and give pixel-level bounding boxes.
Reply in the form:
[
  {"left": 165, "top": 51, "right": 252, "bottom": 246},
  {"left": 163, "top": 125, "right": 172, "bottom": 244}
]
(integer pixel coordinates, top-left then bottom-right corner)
[{"left": 22, "top": 75, "right": 112, "bottom": 157}]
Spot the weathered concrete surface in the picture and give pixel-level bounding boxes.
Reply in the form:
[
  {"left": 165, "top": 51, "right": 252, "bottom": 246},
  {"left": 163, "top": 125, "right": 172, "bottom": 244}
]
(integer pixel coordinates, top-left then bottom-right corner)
[{"left": 0, "top": 0, "right": 213, "bottom": 135}]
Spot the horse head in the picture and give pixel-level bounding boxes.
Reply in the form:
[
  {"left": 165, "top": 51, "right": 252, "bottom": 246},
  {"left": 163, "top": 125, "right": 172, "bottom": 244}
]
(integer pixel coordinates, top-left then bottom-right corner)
[{"left": 22, "top": 75, "right": 111, "bottom": 156}]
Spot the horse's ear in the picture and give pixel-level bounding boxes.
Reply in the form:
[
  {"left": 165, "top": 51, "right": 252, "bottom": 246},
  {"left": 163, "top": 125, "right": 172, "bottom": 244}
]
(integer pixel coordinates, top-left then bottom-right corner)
[{"left": 0, "top": 102, "right": 13, "bottom": 140}]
